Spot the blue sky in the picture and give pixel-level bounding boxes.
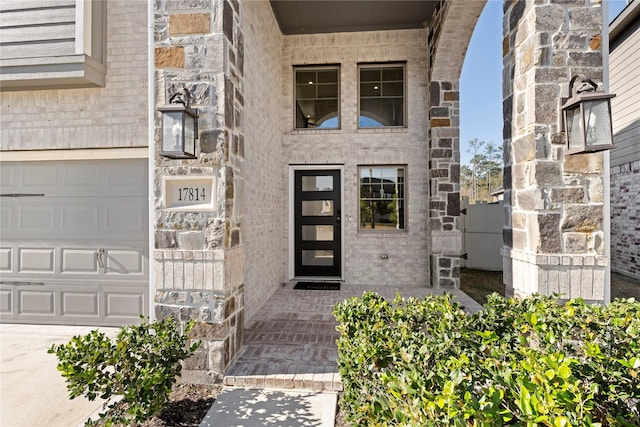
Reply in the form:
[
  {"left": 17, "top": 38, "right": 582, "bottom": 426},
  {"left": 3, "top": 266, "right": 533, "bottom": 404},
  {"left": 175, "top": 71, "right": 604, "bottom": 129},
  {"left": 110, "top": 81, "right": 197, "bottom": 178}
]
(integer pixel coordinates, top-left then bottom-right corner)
[{"left": 459, "top": 0, "right": 630, "bottom": 166}]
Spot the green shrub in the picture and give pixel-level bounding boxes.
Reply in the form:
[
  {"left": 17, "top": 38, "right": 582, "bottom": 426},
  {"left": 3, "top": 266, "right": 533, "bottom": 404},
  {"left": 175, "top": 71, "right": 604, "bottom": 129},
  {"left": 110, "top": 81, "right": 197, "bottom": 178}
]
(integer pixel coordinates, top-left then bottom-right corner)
[
  {"left": 48, "top": 317, "right": 199, "bottom": 426},
  {"left": 334, "top": 293, "right": 640, "bottom": 426}
]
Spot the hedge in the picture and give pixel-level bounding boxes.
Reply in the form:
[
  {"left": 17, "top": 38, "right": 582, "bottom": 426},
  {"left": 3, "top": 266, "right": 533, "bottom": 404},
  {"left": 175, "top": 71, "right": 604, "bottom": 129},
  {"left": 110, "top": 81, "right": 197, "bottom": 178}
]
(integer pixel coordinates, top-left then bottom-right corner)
[{"left": 334, "top": 292, "right": 640, "bottom": 426}]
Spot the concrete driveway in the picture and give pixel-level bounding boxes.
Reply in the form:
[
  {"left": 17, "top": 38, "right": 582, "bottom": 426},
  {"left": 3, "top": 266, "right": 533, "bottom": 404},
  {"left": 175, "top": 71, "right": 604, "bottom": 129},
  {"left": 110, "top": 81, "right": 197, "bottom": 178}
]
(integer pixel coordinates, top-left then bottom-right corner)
[{"left": 0, "top": 324, "right": 118, "bottom": 427}]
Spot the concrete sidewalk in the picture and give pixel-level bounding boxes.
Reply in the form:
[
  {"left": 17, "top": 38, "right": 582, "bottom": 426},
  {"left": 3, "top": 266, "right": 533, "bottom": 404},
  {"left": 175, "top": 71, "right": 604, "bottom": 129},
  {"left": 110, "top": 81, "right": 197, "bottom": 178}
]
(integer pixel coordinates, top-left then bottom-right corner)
[
  {"left": 0, "top": 324, "right": 117, "bottom": 427},
  {"left": 200, "top": 387, "right": 337, "bottom": 427}
]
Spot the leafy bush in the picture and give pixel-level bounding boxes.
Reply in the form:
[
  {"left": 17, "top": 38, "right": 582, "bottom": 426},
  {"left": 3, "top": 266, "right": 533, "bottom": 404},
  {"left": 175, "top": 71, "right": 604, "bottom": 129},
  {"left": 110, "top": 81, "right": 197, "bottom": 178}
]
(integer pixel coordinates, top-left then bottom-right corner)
[
  {"left": 334, "top": 292, "right": 640, "bottom": 426},
  {"left": 48, "top": 317, "right": 199, "bottom": 426}
]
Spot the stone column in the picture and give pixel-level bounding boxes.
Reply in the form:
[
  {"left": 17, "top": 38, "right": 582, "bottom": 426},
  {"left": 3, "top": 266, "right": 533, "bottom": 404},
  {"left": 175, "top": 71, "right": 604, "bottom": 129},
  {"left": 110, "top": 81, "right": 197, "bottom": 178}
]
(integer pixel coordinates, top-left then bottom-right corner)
[
  {"left": 153, "top": 0, "right": 245, "bottom": 383},
  {"left": 503, "top": 0, "right": 607, "bottom": 302}
]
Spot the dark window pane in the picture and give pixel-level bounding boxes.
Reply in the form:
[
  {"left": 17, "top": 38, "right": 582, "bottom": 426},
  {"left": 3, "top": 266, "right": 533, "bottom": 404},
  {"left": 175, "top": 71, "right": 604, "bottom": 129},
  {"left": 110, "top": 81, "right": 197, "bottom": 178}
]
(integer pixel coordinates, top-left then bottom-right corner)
[
  {"left": 295, "top": 67, "right": 339, "bottom": 129},
  {"left": 360, "top": 68, "right": 380, "bottom": 82},
  {"left": 317, "top": 83, "right": 338, "bottom": 98},
  {"left": 382, "top": 67, "right": 403, "bottom": 81},
  {"left": 359, "top": 65, "right": 404, "bottom": 128},
  {"left": 359, "top": 167, "right": 405, "bottom": 230}
]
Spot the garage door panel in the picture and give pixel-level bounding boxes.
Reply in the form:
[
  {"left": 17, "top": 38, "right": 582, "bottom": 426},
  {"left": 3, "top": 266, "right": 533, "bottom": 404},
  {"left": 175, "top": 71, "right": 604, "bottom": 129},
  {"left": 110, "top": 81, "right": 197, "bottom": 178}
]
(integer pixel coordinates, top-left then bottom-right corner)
[
  {"left": 21, "top": 164, "right": 58, "bottom": 189},
  {"left": 0, "top": 290, "right": 11, "bottom": 313},
  {"left": 105, "top": 203, "right": 146, "bottom": 232},
  {"left": 0, "top": 249, "right": 12, "bottom": 272},
  {"left": 0, "top": 205, "right": 11, "bottom": 229},
  {"left": 106, "top": 292, "right": 145, "bottom": 318},
  {"left": 19, "top": 290, "right": 55, "bottom": 315},
  {"left": 106, "top": 249, "right": 144, "bottom": 275},
  {"left": 62, "top": 292, "right": 99, "bottom": 316},
  {"left": 19, "top": 205, "right": 55, "bottom": 230},
  {"left": 61, "top": 249, "right": 99, "bottom": 274},
  {"left": 19, "top": 248, "right": 55, "bottom": 273},
  {"left": 62, "top": 205, "right": 100, "bottom": 231}
]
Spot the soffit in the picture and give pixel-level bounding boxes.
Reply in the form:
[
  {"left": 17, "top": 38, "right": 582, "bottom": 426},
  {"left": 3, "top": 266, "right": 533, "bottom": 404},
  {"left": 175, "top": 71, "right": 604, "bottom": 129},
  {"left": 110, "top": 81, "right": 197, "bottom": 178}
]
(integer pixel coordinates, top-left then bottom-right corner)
[{"left": 269, "top": 0, "right": 438, "bottom": 35}]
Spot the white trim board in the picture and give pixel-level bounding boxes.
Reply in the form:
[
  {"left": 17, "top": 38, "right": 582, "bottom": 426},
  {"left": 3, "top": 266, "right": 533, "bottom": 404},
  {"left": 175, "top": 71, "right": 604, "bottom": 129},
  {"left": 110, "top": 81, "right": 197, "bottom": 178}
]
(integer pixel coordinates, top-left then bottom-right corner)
[{"left": 0, "top": 147, "right": 148, "bottom": 162}]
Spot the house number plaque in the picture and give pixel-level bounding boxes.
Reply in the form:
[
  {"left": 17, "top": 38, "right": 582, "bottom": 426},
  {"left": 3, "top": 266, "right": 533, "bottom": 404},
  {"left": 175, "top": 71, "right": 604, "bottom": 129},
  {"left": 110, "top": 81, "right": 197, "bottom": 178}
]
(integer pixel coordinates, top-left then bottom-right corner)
[{"left": 163, "top": 176, "right": 216, "bottom": 210}]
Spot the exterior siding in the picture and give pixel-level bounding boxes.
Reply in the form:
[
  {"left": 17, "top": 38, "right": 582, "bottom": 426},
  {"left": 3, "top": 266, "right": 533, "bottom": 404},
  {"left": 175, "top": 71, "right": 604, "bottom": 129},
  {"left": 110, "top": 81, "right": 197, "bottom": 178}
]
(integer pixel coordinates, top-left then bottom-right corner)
[
  {"left": 242, "top": 1, "right": 286, "bottom": 321},
  {"left": 282, "top": 29, "right": 430, "bottom": 287},
  {"left": 610, "top": 15, "right": 640, "bottom": 167},
  {"left": 609, "top": 3, "right": 640, "bottom": 279},
  {"left": 0, "top": 0, "right": 147, "bottom": 151}
]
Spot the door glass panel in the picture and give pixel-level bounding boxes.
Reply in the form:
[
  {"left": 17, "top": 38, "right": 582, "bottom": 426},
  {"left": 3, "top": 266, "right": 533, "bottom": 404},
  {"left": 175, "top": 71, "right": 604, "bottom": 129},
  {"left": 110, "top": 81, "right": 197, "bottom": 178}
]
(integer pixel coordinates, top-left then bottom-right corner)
[
  {"left": 302, "top": 176, "right": 333, "bottom": 191},
  {"left": 302, "top": 225, "right": 333, "bottom": 241},
  {"left": 302, "top": 200, "right": 333, "bottom": 216},
  {"left": 302, "top": 250, "right": 334, "bottom": 266}
]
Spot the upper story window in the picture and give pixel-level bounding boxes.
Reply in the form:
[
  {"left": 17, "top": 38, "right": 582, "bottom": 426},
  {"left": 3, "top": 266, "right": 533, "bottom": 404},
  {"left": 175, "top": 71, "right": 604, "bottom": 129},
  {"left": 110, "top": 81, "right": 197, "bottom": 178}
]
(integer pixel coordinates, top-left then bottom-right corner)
[
  {"left": 295, "top": 66, "right": 339, "bottom": 129},
  {"left": 359, "top": 63, "right": 405, "bottom": 128},
  {"left": 359, "top": 166, "right": 406, "bottom": 231}
]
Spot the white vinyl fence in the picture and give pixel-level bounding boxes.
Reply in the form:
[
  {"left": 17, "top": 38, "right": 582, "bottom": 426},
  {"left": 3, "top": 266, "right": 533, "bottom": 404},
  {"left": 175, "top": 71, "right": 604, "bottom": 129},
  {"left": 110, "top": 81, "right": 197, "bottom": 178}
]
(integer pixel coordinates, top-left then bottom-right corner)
[{"left": 461, "top": 198, "right": 503, "bottom": 271}]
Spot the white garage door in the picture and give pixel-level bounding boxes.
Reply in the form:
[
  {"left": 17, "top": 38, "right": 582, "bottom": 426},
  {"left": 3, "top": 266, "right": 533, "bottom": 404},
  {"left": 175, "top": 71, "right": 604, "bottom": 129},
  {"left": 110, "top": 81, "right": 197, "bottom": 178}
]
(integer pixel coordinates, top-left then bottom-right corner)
[{"left": 0, "top": 159, "right": 149, "bottom": 326}]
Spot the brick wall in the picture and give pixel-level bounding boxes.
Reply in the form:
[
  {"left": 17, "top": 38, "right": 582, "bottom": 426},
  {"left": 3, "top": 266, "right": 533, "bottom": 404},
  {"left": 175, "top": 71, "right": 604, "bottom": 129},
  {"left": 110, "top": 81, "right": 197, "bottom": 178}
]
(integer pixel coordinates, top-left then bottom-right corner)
[
  {"left": 0, "top": 0, "right": 147, "bottom": 151},
  {"left": 241, "top": 1, "right": 285, "bottom": 321},
  {"left": 282, "top": 29, "right": 430, "bottom": 286},
  {"left": 611, "top": 160, "right": 640, "bottom": 279}
]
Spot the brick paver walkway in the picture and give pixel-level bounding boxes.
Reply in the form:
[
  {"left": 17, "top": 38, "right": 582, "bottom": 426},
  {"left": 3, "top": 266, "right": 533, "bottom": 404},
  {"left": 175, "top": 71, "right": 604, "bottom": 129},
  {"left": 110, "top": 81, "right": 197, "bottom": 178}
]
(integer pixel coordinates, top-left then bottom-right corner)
[{"left": 223, "top": 283, "right": 482, "bottom": 391}]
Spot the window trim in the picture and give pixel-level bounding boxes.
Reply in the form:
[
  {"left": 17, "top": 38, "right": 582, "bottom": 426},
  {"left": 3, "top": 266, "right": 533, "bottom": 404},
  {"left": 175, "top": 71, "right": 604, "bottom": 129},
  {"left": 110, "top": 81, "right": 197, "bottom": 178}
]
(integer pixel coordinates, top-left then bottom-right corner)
[
  {"left": 358, "top": 165, "right": 407, "bottom": 232},
  {"left": 293, "top": 64, "right": 341, "bottom": 130},
  {"left": 357, "top": 62, "right": 407, "bottom": 129}
]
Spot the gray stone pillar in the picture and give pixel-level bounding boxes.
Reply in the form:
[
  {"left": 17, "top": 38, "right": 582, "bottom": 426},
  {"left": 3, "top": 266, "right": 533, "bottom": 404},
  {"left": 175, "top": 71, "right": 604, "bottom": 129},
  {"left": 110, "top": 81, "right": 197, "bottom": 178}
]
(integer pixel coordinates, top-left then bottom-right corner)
[
  {"left": 153, "top": 0, "right": 245, "bottom": 384},
  {"left": 503, "top": 0, "right": 607, "bottom": 302}
]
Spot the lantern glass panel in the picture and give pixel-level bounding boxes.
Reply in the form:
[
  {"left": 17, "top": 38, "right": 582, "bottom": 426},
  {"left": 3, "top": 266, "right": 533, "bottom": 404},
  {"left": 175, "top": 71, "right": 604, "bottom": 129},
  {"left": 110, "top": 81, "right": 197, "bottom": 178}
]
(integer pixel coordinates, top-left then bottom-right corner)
[
  {"left": 184, "top": 114, "right": 196, "bottom": 156},
  {"left": 583, "top": 99, "right": 613, "bottom": 148},
  {"left": 565, "top": 107, "right": 584, "bottom": 152},
  {"left": 162, "top": 111, "right": 184, "bottom": 153}
]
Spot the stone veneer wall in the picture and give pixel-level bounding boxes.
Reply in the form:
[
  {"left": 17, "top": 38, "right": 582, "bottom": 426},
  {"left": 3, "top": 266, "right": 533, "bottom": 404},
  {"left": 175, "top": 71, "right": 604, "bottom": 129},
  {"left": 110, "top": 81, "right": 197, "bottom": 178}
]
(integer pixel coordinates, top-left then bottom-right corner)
[
  {"left": 0, "top": 0, "right": 147, "bottom": 150},
  {"left": 502, "top": 0, "right": 608, "bottom": 302},
  {"left": 427, "top": 0, "right": 485, "bottom": 288},
  {"left": 153, "top": 0, "right": 245, "bottom": 384},
  {"left": 610, "top": 160, "right": 640, "bottom": 279},
  {"left": 282, "top": 29, "right": 430, "bottom": 286}
]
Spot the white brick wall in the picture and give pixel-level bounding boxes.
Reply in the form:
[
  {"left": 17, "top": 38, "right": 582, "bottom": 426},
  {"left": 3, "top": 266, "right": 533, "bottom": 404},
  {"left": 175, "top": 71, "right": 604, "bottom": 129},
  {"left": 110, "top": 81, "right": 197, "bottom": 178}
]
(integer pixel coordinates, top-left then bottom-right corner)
[
  {"left": 282, "top": 29, "right": 430, "bottom": 286},
  {"left": 242, "top": 1, "right": 286, "bottom": 321},
  {"left": 0, "top": 0, "right": 148, "bottom": 151},
  {"left": 610, "top": 160, "right": 640, "bottom": 279}
]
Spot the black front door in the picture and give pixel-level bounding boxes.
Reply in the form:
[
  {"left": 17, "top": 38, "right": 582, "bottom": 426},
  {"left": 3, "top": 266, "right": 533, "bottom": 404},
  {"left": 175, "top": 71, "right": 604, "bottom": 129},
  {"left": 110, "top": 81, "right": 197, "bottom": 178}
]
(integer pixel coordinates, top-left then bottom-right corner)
[{"left": 294, "top": 169, "right": 341, "bottom": 277}]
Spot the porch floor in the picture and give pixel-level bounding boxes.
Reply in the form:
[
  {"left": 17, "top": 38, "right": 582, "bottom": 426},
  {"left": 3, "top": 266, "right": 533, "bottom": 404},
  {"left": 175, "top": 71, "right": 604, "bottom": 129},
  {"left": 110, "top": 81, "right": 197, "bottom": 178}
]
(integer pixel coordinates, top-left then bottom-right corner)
[{"left": 223, "top": 283, "right": 483, "bottom": 392}]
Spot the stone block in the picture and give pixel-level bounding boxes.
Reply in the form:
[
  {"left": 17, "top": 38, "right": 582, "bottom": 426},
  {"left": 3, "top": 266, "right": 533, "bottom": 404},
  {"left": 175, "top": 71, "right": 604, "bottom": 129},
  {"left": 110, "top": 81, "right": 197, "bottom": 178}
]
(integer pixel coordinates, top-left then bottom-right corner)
[
  {"left": 534, "top": 161, "right": 562, "bottom": 186},
  {"left": 563, "top": 152, "right": 602, "bottom": 174},
  {"left": 430, "top": 118, "right": 451, "bottom": 127},
  {"left": 564, "top": 232, "right": 586, "bottom": 253},
  {"left": 169, "top": 13, "right": 211, "bottom": 35},
  {"left": 155, "top": 230, "right": 177, "bottom": 249},
  {"left": 587, "top": 176, "right": 603, "bottom": 203},
  {"left": 189, "top": 321, "right": 226, "bottom": 340},
  {"left": 568, "top": 7, "right": 601, "bottom": 30},
  {"left": 535, "top": 5, "right": 565, "bottom": 31},
  {"left": 205, "top": 218, "right": 225, "bottom": 249},
  {"left": 550, "top": 187, "right": 584, "bottom": 204},
  {"left": 534, "top": 84, "right": 559, "bottom": 123},
  {"left": 552, "top": 31, "right": 588, "bottom": 50},
  {"left": 512, "top": 134, "right": 535, "bottom": 163},
  {"left": 178, "top": 231, "right": 205, "bottom": 250},
  {"left": 155, "top": 46, "right": 185, "bottom": 68},
  {"left": 567, "top": 51, "right": 602, "bottom": 67},
  {"left": 535, "top": 214, "right": 562, "bottom": 253},
  {"left": 561, "top": 205, "right": 603, "bottom": 232}
]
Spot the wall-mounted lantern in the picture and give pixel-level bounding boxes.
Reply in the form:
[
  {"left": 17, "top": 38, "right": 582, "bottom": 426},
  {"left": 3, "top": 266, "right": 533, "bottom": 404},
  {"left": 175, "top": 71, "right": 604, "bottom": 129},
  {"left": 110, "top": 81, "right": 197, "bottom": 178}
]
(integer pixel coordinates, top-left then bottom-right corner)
[
  {"left": 159, "top": 88, "right": 199, "bottom": 159},
  {"left": 561, "top": 75, "right": 616, "bottom": 155}
]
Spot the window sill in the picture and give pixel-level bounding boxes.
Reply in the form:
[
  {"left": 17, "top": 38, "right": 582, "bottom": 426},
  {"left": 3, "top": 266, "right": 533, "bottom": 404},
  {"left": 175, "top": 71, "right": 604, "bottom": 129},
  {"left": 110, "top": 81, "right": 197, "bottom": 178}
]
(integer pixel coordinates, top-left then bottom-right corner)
[
  {"left": 356, "top": 230, "right": 408, "bottom": 238},
  {"left": 357, "top": 127, "right": 408, "bottom": 134},
  {"left": 290, "top": 129, "right": 342, "bottom": 135}
]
